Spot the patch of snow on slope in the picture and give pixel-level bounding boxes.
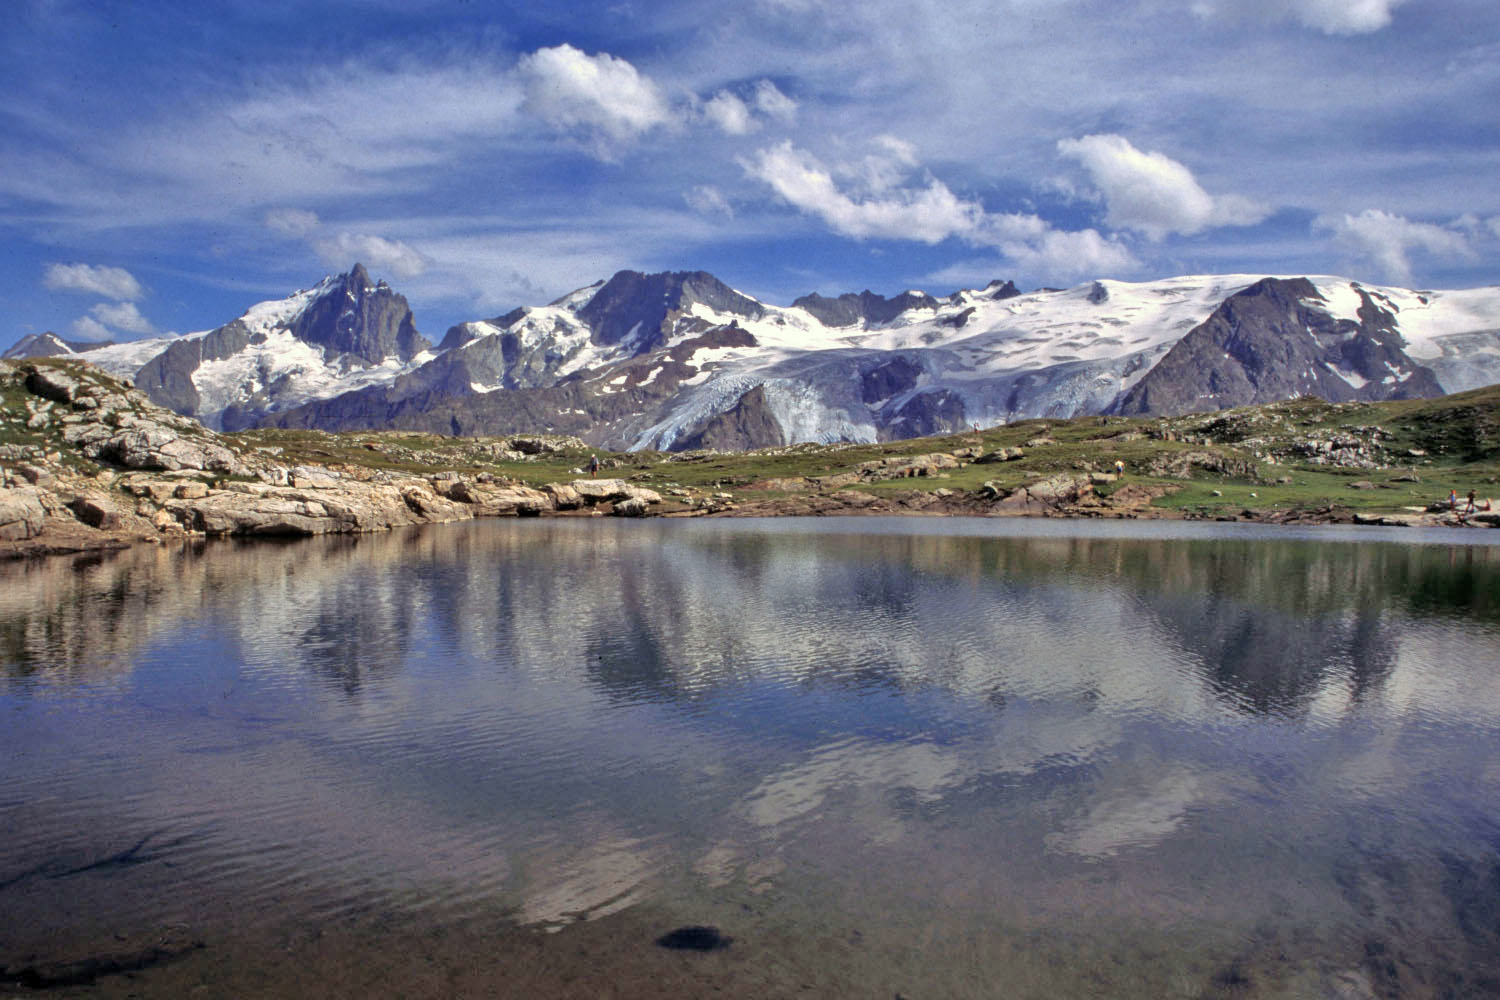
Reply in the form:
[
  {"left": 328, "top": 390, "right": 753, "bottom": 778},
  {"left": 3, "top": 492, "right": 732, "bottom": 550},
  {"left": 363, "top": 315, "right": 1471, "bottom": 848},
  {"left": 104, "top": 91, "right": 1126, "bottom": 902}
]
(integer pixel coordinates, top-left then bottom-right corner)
[
  {"left": 240, "top": 284, "right": 324, "bottom": 335},
  {"left": 1366, "top": 286, "right": 1500, "bottom": 359},
  {"left": 849, "top": 276, "right": 1267, "bottom": 372},
  {"left": 684, "top": 302, "right": 845, "bottom": 352},
  {"left": 1308, "top": 279, "right": 1364, "bottom": 325},
  {"left": 85, "top": 335, "right": 187, "bottom": 379},
  {"left": 190, "top": 327, "right": 427, "bottom": 426},
  {"left": 1325, "top": 362, "right": 1368, "bottom": 389}
]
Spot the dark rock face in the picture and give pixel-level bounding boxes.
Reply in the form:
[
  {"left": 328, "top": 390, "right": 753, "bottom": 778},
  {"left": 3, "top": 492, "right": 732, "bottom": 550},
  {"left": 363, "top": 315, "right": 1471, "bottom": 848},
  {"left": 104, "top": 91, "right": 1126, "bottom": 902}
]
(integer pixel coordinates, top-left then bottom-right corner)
[
  {"left": 673, "top": 384, "right": 786, "bottom": 452},
  {"left": 879, "top": 387, "right": 967, "bottom": 440},
  {"left": 286, "top": 263, "right": 429, "bottom": 364},
  {"left": 860, "top": 356, "right": 924, "bottom": 404},
  {"left": 793, "top": 288, "right": 940, "bottom": 327},
  {"left": 985, "top": 279, "right": 1022, "bottom": 300},
  {"left": 578, "top": 270, "right": 765, "bottom": 352},
  {"left": 134, "top": 339, "right": 205, "bottom": 416},
  {"left": 1113, "top": 278, "right": 1443, "bottom": 416}
]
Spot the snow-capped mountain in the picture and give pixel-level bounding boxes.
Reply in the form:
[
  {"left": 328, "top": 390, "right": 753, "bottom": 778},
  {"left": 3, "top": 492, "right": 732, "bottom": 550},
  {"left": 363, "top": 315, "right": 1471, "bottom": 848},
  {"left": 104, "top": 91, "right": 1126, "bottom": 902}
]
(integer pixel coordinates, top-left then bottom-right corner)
[
  {"left": 2, "top": 331, "right": 112, "bottom": 359},
  {"left": 14, "top": 264, "right": 1500, "bottom": 450},
  {"left": 79, "top": 264, "right": 433, "bottom": 430},
  {"left": 270, "top": 268, "right": 1500, "bottom": 450}
]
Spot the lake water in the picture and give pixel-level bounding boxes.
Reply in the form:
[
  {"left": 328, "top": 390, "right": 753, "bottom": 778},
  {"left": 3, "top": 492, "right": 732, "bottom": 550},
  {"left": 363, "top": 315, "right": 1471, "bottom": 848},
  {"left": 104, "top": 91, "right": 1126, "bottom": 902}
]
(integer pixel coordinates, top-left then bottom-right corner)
[{"left": 2, "top": 517, "right": 1499, "bottom": 998}]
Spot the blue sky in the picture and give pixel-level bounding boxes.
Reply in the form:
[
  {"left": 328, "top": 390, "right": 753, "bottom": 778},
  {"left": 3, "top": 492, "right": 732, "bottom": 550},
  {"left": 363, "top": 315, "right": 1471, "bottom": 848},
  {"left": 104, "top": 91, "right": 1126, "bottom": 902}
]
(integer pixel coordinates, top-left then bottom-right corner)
[{"left": 3, "top": 0, "right": 1498, "bottom": 345}]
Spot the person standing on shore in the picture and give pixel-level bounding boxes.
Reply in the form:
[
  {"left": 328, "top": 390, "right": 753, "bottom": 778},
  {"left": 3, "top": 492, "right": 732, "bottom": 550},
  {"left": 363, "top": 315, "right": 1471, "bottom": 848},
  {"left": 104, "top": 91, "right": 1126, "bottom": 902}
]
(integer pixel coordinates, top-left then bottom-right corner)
[{"left": 589, "top": 454, "right": 600, "bottom": 478}]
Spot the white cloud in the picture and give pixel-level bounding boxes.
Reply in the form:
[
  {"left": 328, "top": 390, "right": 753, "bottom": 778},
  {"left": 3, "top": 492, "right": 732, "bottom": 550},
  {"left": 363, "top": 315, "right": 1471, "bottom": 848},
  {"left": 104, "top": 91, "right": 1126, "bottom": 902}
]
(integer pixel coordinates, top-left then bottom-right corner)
[
  {"left": 744, "top": 140, "right": 983, "bottom": 243},
  {"left": 517, "top": 44, "right": 674, "bottom": 147},
  {"left": 89, "top": 300, "right": 155, "bottom": 335},
  {"left": 684, "top": 185, "right": 734, "bottom": 217},
  {"left": 1194, "top": 0, "right": 1410, "bottom": 34},
  {"left": 1315, "top": 208, "right": 1474, "bottom": 286},
  {"left": 311, "top": 232, "right": 429, "bottom": 280},
  {"left": 265, "top": 209, "right": 428, "bottom": 280},
  {"left": 745, "top": 139, "right": 1137, "bottom": 281},
  {"left": 69, "top": 315, "right": 116, "bottom": 342},
  {"left": 264, "top": 208, "right": 321, "bottom": 238},
  {"left": 1057, "top": 133, "right": 1269, "bottom": 240},
  {"left": 752, "top": 80, "right": 797, "bottom": 122},
  {"left": 701, "top": 79, "right": 797, "bottom": 135},
  {"left": 42, "top": 262, "right": 143, "bottom": 300},
  {"left": 703, "top": 91, "right": 755, "bottom": 135},
  {"left": 998, "top": 224, "right": 1139, "bottom": 280}
]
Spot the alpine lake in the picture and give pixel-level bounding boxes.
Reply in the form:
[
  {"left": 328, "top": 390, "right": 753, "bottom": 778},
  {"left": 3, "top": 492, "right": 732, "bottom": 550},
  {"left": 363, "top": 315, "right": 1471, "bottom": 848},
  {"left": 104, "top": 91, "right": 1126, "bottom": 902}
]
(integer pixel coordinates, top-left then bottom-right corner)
[{"left": 2, "top": 516, "right": 1499, "bottom": 998}]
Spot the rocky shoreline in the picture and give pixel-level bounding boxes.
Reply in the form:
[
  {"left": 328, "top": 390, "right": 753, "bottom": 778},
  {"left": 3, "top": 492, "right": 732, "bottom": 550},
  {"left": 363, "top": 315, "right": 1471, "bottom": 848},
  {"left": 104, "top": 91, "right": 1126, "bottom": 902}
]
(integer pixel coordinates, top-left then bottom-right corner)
[{"left": 3, "top": 360, "right": 1495, "bottom": 561}]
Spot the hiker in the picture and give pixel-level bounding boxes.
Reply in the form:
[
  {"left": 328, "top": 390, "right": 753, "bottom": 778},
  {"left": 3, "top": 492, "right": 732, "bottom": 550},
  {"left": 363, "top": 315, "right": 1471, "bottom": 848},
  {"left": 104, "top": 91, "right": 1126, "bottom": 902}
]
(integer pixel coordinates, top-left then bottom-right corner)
[
  {"left": 589, "top": 454, "right": 600, "bottom": 478},
  {"left": 1466, "top": 489, "right": 1478, "bottom": 515},
  {"left": 1449, "top": 489, "right": 1460, "bottom": 510},
  {"left": 1114, "top": 459, "right": 1125, "bottom": 478}
]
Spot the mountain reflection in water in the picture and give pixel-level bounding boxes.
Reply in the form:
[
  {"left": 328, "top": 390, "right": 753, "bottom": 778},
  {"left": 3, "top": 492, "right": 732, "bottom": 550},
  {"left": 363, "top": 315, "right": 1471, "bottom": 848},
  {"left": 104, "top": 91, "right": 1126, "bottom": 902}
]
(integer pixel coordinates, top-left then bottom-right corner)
[{"left": 2, "top": 518, "right": 1499, "bottom": 998}]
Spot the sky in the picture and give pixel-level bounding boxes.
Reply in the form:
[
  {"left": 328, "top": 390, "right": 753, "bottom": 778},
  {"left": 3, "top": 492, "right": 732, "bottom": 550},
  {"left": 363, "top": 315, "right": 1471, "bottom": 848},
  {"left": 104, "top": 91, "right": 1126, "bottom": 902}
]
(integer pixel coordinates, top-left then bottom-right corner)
[{"left": 2, "top": 0, "right": 1499, "bottom": 346}]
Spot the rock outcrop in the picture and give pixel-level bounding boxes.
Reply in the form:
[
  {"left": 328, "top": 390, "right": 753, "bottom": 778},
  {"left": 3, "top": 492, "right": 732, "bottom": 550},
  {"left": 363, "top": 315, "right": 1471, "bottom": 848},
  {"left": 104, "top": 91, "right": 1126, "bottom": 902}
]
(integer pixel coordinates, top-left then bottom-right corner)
[{"left": 1, "top": 359, "right": 674, "bottom": 557}]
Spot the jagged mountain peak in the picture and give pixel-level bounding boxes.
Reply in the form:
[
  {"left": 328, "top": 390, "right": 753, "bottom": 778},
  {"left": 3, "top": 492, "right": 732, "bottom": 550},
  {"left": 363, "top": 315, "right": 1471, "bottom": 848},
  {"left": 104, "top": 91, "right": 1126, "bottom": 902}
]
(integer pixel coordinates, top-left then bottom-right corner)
[
  {"left": 792, "top": 287, "right": 941, "bottom": 328},
  {"left": 4, "top": 331, "right": 82, "bottom": 359},
  {"left": 576, "top": 269, "right": 767, "bottom": 350},
  {"left": 77, "top": 263, "right": 433, "bottom": 431},
  {"left": 285, "top": 263, "right": 427, "bottom": 366}
]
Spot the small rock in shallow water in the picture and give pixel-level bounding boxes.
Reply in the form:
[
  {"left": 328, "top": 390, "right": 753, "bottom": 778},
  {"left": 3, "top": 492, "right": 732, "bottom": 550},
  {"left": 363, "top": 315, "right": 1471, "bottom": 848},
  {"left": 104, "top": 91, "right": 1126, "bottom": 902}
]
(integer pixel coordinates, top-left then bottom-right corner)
[{"left": 655, "top": 926, "right": 732, "bottom": 951}]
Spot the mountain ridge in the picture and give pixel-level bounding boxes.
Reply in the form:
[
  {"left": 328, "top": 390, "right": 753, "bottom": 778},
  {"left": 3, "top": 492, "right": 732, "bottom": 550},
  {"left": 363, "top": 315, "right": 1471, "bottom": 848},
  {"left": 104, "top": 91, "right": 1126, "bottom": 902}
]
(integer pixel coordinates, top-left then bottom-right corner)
[{"left": 13, "top": 266, "right": 1500, "bottom": 450}]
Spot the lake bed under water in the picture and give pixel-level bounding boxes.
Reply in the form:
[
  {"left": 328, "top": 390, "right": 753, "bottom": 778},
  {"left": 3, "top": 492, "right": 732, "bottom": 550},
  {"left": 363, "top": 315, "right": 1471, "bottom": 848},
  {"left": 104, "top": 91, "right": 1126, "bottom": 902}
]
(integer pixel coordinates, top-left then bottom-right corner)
[{"left": 2, "top": 518, "right": 1499, "bottom": 997}]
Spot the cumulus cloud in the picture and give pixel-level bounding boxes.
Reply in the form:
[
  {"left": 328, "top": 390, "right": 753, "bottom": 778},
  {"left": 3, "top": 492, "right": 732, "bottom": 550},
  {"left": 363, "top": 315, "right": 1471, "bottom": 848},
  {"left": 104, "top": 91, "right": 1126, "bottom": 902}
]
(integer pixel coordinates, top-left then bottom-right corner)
[
  {"left": 89, "top": 301, "right": 155, "bottom": 335},
  {"left": 1315, "top": 209, "right": 1474, "bottom": 286},
  {"left": 1057, "top": 134, "right": 1269, "bottom": 240},
  {"left": 998, "top": 224, "right": 1139, "bottom": 280},
  {"left": 703, "top": 91, "right": 755, "bottom": 135},
  {"left": 684, "top": 185, "right": 734, "bottom": 217},
  {"left": 517, "top": 44, "right": 673, "bottom": 147},
  {"left": 744, "top": 140, "right": 984, "bottom": 242},
  {"left": 1191, "top": 0, "right": 1410, "bottom": 34},
  {"left": 42, "top": 262, "right": 143, "bottom": 301},
  {"left": 698, "top": 79, "right": 796, "bottom": 135},
  {"left": 745, "top": 139, "right": 1136, "bottom": 280},
  {"left": 264, "top": 208, "right": 428, "bottom": 280},
  {"left": 69, "top": 315, "right": 116, "bottom": 343},
  {"left": 311, "top": 232, "right": 429, "bottom": 280}
]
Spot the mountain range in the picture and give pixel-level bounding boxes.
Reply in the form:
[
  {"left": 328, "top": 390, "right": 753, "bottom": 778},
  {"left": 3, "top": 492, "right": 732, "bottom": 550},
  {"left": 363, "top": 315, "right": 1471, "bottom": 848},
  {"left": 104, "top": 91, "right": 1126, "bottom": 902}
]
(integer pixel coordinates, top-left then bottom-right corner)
[{"left": 12, "top": 264, "right": 1500, "bottom": 451}]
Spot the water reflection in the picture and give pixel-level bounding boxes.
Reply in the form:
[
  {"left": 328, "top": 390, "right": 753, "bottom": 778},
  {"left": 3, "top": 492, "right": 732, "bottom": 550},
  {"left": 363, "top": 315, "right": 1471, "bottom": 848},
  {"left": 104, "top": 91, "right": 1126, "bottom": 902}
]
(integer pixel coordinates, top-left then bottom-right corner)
[
  {"left": 3, "top": 521, "right": 1498, "bottom": 720},
  {"left": 2, "top": 519, "right": 1500, "bottom": 997}
]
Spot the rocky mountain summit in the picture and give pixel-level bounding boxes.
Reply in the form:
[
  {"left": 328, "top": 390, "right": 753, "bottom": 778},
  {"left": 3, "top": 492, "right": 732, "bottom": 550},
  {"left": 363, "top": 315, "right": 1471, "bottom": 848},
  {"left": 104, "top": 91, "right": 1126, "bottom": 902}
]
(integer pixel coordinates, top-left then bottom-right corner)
[
  {"left": 13, "top": 266, "right": 1500, "bottom": 455},
  {"left": 73, "top": 264, "right": 433, "bottom": 432},
  {"left": 1113, "top": 278, "right": 1445, "bottom": 415},
  {"left": 2, "top": 331, "right": 114, "bottom": 359}
]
